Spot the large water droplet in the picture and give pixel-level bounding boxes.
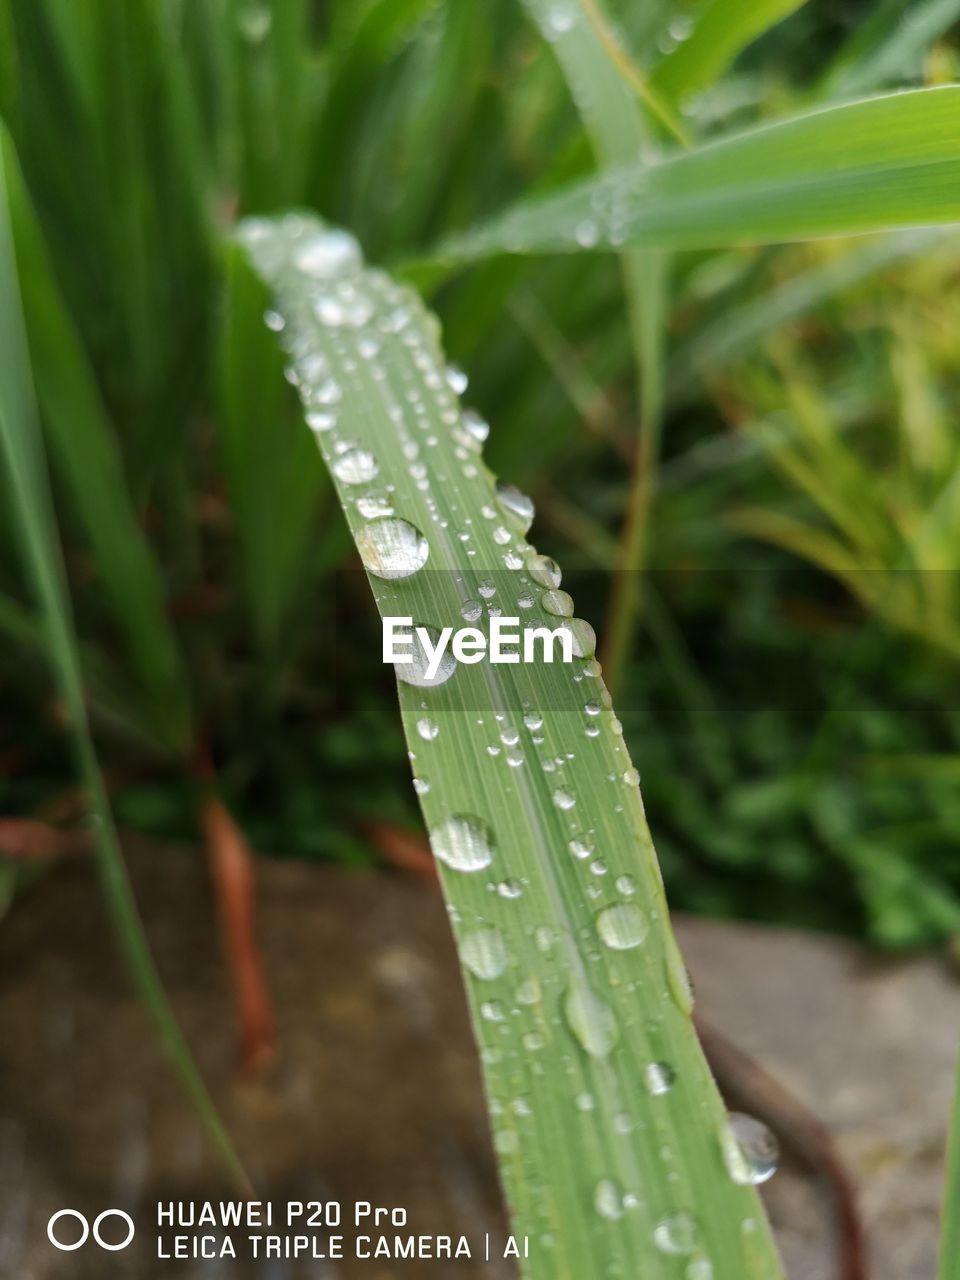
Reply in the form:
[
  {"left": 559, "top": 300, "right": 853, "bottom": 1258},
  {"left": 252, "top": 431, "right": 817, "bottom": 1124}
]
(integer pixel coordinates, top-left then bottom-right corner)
[
  {"left": 496, "top": 482, "right": 535, "bottom": 532},
  {"left": 653, "top": 1214, "right": 698, "bottom": 1255},
  {"left": 357, "top": 517, "right": 428, "bottom": 579},
  {"left": 541, "top": 589, "right": 574, "bottom": 617},
  {"left": 333, "top": 447, "right": 377, "bottom": 485},
  {"left": 460, "top": 928, "right": 508, "bottom": 980},
  {"left": 597, "top": 903, "right": 648, "bottom": 950},
  {"left": 593, "top": 1179, "right": 623, "bottom": 1221},
  {"left": 527, "top": 553, "right": 562, "bottom": 589},
  {"left": 564, "top": 985, "right": 618, "bottom": 1057},
  {"left": 720, "top": 1113, "right": 779, "bottom": 1186},
  {"left": 394, "top": 624, "right": 457, "bottom": 688},
  {"left": 558, "top": 617, "right": 597, "bottom": 658},
  {"left": 431, "top": 815, "right": 495, "bottom": 872}
]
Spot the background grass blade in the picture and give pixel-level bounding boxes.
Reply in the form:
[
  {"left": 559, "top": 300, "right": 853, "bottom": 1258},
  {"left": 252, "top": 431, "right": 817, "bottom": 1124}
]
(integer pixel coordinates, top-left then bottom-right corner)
[
  {"left": 0, "top": 147, "right": 244, "bottom": 1189},
  {"left": 439, "top": 86, "right": 960, "bottom": 259},
  {"left": 666, "top": 228, "right": 960, "bottom": 404},
  {"left": 649, "top": 0, "right": 809, "bottom": 108},
  {"left": 241, "top": 211, "right": 786, "bottom": 1280},
  {"left": 217, "top": 243, "right": 335, "bottom": 666},
  {"left": 0, "top": 125, "right": 190, "bottom": 752},
  {"left": 519, "top": 0, "right": 669, "bottom": 696},
  {"left": 816, "top": 0, "right": 960, "bottom": 99}
]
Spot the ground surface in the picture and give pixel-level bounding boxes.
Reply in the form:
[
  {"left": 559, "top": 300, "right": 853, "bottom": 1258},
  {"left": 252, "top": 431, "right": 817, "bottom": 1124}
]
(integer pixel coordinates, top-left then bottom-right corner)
[{"left": 0, "top": 839, "right": 955, "bottom": 1278}]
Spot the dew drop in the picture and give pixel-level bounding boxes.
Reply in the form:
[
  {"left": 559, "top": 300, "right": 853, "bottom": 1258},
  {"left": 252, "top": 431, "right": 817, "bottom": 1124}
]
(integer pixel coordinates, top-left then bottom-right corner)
[
  {"left": 541, "top": 589, "right": 574, "bottom": 617},
  {"left": 665, "top": 934, "right": 695, "bottom": 1014},
  {"left": 313, "top": 376, "right": 343, "bottom": 405},
  {"left": 623, "top": 767, "right": 640, "bottom": 787},
  {"left": 357, "top": 518, "right": 428, "bottom": 579},
  {"left": 568, "top": 837, "right": 592, "bottom": 860},
  {"left": 597, "top": 903, "right": 648, "bottom": 950},
  {"left": 593, "top": 1179, "right": 623, "bottom": 1221},
  {"left": 462, "top": 409, "right": 490, "bottom": 445},
  {"left": 526, "top": 553, "right": 562, "bottom": 589},
  {"left": 393, "top": 624, "right": 457, "bottom": 688},
  {"left": 575, "top": 219, "right": 600, "bottom": 248},
  {"left": 238, "top": 3, "right": 272, "bottom": 43},
  {"left": 653, "top": 1214, "right": 698, "bottom": 1256},
  {"left": 720, "top": 1113, "right": 779, "bottom": 1186},
  {"left": 333, "top": 447, "right": 377, "bottom": 485},
  {"left": 446, "top": 363, "right": 468, "bottom": 395},
  {"left": 523, "top": 712, "right": 543, "bottom": 731},
  {"left": 496, "top": 482, "right": 535, "bottom": 532},
  {"left": 516, "top": 977, "right": 540, "bottom": 1004},
  {"left": 552, "top": 788, "right": 576, "bottom": 811},
  {"left": 497, "top": 878, "right": 523, "bottom": 900},
  {"left": 412, "top": 777, "right": 430, "bottom": 795},
  {"left": 305, "top": 410, "right": 336, "bottom": 433},
  {"left": 564, "top": 985, "right": 618, "bottom": 1057},
  {"left": 558, "top": 617, "right": 597, "bottom": 659},
  {"left": 615, "top": 873, "right": 636, "bottom": 897},
  {"left": 478, "top": 579, "right": 497, "bottom": 599},
  {"left": 416, "top": 717, "right": 439, "bottom": 742},
  {"left": 686, "top": 1259, "right": 714, "bottom": 1280},
  {"left": 645, "top": 1061, "right": 676, "bottom": 1096},
  {"left": 356, "top": 492, "right": 394, "bottom": 518},
  {"left": 460, "top": 928, "right": 508, "bottom": 980},
  {"left": 296, "top": 229, "right": 361, "bottom": 279},
  {"left": 431, "top": 815, "right": 495, "bottom": 872},
  {"left": 576, "top": 1091, "right": 595, "bottom": 1112}
]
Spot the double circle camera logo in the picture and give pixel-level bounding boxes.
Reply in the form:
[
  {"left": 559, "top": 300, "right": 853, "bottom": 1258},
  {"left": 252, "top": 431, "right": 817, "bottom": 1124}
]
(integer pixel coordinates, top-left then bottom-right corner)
[{"left": 47, "top": 1208, "right": 135, "bottom": 1252}]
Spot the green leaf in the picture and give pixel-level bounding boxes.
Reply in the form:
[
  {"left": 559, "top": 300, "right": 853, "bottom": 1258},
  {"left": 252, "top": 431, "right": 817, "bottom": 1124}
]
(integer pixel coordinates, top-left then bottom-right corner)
[
  {"left": 519, "top": 0, "right": 669, "bottom": 695},
  {"left": 0, "top": 125, "right": 191, "bottom": 752},
  {"left": 817, "top": 0, "right": 960, "bottom": 99},
  {"left": 240, "top": 211, "right": 786, "bottom": 1280},
  {"left": 217, "top": 242, "right": 334, "bottom": 659},
  {"left": 0, "top": 123, "right": 243, "bottom": 1189},
  {"left": 439, "top": 87, "right": 960, "bottom": 258},
  {"left": 650, "top": 0, "right": 808, "bottom": 107}
]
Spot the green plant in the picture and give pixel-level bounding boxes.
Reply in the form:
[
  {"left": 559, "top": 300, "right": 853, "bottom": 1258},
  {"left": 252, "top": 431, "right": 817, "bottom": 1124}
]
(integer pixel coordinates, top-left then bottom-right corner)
[{"left": 3, "top": 0, "right": 960, "bottom": 1274}]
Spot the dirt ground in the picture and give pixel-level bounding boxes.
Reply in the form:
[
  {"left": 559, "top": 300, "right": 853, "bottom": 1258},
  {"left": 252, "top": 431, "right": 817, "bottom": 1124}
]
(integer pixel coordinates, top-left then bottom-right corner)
[{"left": 0, "top": 838, "right": 955, "bottom": 1278}]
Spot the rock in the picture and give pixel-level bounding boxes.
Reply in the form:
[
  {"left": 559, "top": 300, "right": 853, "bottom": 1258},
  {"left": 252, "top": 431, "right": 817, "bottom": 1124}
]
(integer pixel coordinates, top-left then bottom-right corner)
[{"left": 0, "top": 839, "right": 954, "bottom": 1277}]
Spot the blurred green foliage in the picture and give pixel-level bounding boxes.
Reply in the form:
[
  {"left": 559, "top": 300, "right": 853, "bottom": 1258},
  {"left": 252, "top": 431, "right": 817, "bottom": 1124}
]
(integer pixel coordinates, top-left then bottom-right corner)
[{"left": 1, "top": 0, "right": 959, "bottom": 952}]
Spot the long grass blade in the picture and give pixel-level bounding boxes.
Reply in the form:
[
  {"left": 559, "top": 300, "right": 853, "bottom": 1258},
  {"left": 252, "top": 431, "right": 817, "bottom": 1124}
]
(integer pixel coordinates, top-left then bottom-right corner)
[
  {"left": 520, "top": 0, "right": 670, "bottom": 695},
  {"left": 439, "top": 86, "right": 960, "bottom": 259},
  {"left": 0, "top": 147, "right": 245, "bottom": 1189},
  {"left": 816, "top": 0, "right": 960, "bottom": 99},
  {"left": 650, "top": 0, "right": 808, "bottom": 107},
  {"left": 217, "top": 244, "right": 332, "bottom": 661},
  {"left": 241, "top": 211, "right": 786, "bottom": 1280},
  {"left": 0, "top": 125, "right": 190, "bottom": 752}
]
